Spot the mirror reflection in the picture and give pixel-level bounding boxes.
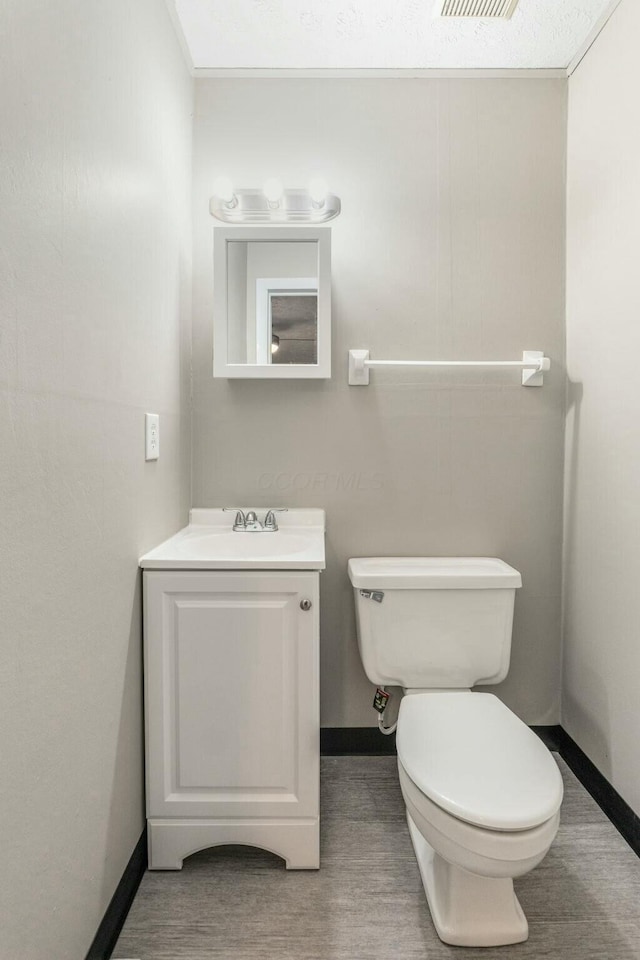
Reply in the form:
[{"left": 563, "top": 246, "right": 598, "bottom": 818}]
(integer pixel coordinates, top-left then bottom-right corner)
[{"left": 227, "top": 241, "right": 318, "bottom": 365}]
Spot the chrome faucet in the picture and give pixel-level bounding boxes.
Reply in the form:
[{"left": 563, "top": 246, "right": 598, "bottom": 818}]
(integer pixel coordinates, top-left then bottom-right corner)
[{"left": 223, "top": 508, "right": 287, "bottom": 532}]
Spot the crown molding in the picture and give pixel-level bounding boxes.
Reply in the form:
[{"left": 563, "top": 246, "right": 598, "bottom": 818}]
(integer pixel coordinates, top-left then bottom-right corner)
[
  {"left": 192, "top": 67, "right": 567, "bottom": 80},
  {"left": 567, "top": 0, "right": 624, "bottom": 76},
  {"left": 163, "top": 0, "right": 194, "bottom": 74}
]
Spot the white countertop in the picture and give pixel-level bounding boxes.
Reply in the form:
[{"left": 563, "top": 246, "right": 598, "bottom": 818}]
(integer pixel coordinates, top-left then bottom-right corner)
[{"left": 140, "top": 508, "right": 326, "bottom": 570}]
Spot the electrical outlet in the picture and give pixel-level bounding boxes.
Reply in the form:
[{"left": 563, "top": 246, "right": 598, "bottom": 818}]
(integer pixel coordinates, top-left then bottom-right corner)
[{"left": 145, "top": 413, "right": 159, "bottom": 461}]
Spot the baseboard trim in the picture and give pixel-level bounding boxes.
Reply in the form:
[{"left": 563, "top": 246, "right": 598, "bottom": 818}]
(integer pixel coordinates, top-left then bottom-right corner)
[
  {"left": 85, "top": 828, "right": 147, "bottom": 960},
  {"left": 555, "top": 728, "right": 640, "bottom": 859},
  {"left": 321, "top": 724, "right": 562, "bottom": 756},
  {"left": 531, "top": 724, "right": 562, "bottom": 751},
  {"left": 321, "top": 727, "right": 397, "bottom": 754}
]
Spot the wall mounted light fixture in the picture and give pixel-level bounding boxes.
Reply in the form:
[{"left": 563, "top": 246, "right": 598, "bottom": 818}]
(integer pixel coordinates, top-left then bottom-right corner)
[{"left": 210, "top": 178, "right": 341, "bottom": 224}]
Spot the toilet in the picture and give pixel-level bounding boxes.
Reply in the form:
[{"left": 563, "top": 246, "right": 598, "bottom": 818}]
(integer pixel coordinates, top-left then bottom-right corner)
[{"left": 348, "top": 557, "right": 564, "bottom": 948}]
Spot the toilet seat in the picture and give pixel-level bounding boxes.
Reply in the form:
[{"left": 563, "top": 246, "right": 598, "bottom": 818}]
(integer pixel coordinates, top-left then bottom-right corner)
[
  {"left": 396, "top": 692, "right": 564, "bottom": 831},
  {"left": 398, "top": 760, "right": 560, "bottom": 878}
]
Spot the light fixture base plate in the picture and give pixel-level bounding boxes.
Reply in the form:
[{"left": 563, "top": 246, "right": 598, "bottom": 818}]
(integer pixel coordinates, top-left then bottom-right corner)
[{"left": 210, "top": 189, "right": 340, "bottom": 224}]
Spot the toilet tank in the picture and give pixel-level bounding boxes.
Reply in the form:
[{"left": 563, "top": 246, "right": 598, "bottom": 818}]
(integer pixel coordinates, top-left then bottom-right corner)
[{"left": 348, "top": 558, "right": 522, "bottom": 689}]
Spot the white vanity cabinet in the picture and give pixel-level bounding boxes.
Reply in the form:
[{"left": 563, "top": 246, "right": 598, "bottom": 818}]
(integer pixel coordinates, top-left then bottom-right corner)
[{"left": 143, "top": 569, "right": 320, "bottom": 871}]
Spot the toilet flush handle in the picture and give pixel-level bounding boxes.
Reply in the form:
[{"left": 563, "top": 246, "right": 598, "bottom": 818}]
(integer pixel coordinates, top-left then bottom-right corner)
[{"left": 360, "top": 589, "right": 385, "bottom": 603}]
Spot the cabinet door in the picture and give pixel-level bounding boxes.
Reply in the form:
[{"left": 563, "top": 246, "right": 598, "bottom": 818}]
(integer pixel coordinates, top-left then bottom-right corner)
[{"left": 144, "top": 570, "right": 319, "bottom": 819}]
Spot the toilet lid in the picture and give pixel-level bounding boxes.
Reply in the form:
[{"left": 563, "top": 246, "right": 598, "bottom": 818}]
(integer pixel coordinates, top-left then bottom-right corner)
[{"left": 396, "top": 692, "right": 564, "bottom": 831}]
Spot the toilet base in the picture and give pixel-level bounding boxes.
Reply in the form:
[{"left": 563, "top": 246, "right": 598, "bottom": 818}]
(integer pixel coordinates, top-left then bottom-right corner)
[{"left": 407, "top": 813, "right": 529, "bottom": 947}]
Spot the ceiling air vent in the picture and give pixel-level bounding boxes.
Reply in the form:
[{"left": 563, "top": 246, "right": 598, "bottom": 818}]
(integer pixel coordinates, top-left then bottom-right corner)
[{"left": 436, "top": 0, "right": 520, "bottom": 18}]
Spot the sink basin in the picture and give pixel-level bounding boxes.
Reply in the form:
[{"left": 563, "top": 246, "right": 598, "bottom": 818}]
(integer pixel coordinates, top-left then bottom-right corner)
[
  {"left": 177, "top": 531, "right": 312, "bottom": 560},
  {"left": 140, "top": 508, "right": 325, "bottom": 570}
]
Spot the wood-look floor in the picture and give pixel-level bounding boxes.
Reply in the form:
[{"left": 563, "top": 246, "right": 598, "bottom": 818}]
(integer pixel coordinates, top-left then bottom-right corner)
[{"left": 114, "top": 756, "right": 640, "bottom": 959}]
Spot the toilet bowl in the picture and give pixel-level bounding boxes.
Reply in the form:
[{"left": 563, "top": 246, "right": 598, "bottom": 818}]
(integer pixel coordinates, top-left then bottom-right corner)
[
  {"left": 396, "top": 691, "right": 563, "bottom": 946},
  {"left": 347, "top": 557, "right": 565, "bottom": 948}
]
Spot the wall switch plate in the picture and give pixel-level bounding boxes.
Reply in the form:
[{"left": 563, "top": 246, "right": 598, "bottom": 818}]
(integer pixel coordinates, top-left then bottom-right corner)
[{"left": 145, "top": 413, "right": 160, "bottom": 461}]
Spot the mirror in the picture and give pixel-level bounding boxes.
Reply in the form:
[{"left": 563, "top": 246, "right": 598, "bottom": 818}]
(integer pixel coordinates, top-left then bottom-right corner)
[
  {"left": 214, "top": 227, "right": 331, "bottom": 379},
  {"left": 228, "top": 241, "right": 318, "bottom": 365}
]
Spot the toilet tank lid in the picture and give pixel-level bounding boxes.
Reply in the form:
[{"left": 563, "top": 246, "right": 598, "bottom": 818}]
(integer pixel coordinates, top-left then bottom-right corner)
[
  {"left": 348, "top": 557, "right": 522, "bottom": 589},
  {"left": 397, "top": 693, "right": 564, "bottom": 831}
]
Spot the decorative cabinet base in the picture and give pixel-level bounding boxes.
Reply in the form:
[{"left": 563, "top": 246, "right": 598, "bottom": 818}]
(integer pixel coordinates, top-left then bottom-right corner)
[{"left": 148, "top": 817, "right": 320, "bottom": 871}]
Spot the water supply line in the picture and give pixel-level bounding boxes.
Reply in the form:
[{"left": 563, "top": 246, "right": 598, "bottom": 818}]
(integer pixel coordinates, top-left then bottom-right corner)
[
  {"left": 374, "top": 686, "right": 399, "bottom": 735},
  {"left": 378, "top": 711, "right": 398, "bottom": 736}
]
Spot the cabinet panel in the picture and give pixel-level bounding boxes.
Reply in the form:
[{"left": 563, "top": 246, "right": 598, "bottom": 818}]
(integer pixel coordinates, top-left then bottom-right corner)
[
  {"left": 175, "top": 596, "right": 295, "bottom": 791},
  {"left": 144, "top": 570, "right": 319, "bottom": 821}
]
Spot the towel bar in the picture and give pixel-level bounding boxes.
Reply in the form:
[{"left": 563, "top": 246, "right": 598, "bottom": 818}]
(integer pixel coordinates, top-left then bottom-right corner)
[{"left": 348, "top": 350, "right": 550, "bottom": 387}]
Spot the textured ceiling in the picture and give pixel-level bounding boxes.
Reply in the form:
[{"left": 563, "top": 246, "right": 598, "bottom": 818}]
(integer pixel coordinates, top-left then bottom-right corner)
[{"left": 171, "top": 0, "right": 614, "bottom": 70}]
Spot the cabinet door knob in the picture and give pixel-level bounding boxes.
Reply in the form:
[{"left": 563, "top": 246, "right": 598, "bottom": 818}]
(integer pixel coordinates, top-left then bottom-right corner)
[{"left": 300, "top": 599, "right": 313, "bottom": 611}]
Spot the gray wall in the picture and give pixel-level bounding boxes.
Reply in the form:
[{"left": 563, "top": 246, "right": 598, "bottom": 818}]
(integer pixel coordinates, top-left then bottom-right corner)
[
  {"left": 192, "top": 78, "right": 567, "bottom": 727},
  {"left": 564, "top": 0, "right": 640, "bottom": 816},
  {"left": 0, "top": 2, "right": 192, "bottom": 957}
]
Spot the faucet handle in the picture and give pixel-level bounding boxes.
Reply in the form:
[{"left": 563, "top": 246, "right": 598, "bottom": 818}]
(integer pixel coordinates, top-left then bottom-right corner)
[
  {"left": 223, "top": 507, "right": 246, "bottom": 530},
  {"left": 263, "top": 508, "right": 288, "bottom": 531}
]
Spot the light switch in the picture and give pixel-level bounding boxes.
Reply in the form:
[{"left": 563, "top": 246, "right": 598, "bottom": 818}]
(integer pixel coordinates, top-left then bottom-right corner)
[{"left": 145, "top": 413, "right": 160, "bottom": 461}]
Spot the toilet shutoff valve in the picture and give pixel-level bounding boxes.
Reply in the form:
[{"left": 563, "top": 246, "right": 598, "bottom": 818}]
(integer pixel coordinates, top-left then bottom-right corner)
[{"left": 373, "top": 687, "right": 390, "bottom": 714}]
